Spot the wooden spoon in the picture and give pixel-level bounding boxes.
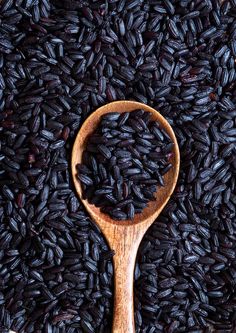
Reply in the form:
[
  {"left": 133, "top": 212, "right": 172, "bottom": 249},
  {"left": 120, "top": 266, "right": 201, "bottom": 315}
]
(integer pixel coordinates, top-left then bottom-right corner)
[{"left": 71, "top": 101, "right": 180, "bottom": 333}]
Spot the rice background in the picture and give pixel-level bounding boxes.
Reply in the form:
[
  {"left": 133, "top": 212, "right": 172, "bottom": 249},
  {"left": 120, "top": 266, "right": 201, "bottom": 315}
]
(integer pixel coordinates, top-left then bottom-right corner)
[{"left": 0, "top": 0, "right": 236, "bottom": 332}]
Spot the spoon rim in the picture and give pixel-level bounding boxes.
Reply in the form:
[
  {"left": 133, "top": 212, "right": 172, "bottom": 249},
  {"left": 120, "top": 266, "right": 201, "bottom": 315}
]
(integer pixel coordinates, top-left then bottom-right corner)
[{"left": 71, "top": 100, "right": 180, "bottom": 227}]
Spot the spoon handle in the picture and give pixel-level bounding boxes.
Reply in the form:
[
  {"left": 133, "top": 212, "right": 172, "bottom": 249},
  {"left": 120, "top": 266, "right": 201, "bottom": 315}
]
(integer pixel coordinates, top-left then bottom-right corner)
[
  {"left": 110, "top": 227, "right": 143, "bottom": 333},
  {"left": 112, "top": 249, "right": 136, "bottom": 332}
]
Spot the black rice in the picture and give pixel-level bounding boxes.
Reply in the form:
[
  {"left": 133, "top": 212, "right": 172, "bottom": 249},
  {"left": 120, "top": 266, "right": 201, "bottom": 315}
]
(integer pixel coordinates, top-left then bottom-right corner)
[
  {"left": 77, "top": 110, "right": 173, "bottom": 220},
  {"left": 0, "top": 0, "right": 236, "bottom": 332}
]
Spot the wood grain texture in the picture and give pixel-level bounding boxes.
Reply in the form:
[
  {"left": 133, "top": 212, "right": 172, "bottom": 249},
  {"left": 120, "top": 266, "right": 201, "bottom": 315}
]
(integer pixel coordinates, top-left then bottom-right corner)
[{"left": 72, "top": 101, "right": 180, "bottom": 333}]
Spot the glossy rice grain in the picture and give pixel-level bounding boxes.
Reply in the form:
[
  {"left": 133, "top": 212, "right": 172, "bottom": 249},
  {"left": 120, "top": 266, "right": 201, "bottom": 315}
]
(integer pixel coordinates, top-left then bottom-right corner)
[{"left": 77, "top": 110, "right": 173, "bottom": 220}]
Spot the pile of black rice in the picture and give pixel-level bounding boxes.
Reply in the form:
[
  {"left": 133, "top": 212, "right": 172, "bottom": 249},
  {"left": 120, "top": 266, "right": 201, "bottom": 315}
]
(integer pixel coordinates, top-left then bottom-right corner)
[
  {"left": 77, "top": 109, "right": 174, "bottom": 220},
  {"left": 0, "top": 0, "right": 236, "bottom": 332}
]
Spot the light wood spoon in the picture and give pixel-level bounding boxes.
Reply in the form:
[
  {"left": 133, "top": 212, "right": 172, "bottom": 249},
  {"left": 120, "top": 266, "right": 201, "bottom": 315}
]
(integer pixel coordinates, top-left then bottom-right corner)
[{"left": 71, "top": 101, "right": 180, "bottom": 333}]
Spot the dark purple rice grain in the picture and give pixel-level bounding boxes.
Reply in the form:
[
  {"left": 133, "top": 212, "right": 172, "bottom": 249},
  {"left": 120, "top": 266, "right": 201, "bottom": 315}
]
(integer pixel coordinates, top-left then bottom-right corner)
[{"left": 77, "top": 110, "right": 173, "bottom": 220}]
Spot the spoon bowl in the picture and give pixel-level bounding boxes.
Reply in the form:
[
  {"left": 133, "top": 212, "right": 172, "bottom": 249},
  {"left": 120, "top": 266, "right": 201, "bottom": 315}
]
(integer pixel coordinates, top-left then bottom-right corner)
[
  {"left": 72, "top": 101, "right": 180, "bottom": 333},
  {"left": 72, "top": 101, "right": 179, "bottom": 226}
]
